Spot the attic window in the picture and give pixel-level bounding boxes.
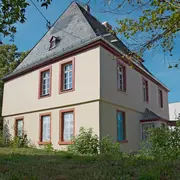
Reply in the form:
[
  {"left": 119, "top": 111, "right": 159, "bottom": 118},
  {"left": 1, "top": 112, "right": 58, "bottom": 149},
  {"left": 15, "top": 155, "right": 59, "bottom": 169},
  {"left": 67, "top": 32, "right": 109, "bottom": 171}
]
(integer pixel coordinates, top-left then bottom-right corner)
[{"left": 49, "top": 36, "right": 60, "bottom": 50}]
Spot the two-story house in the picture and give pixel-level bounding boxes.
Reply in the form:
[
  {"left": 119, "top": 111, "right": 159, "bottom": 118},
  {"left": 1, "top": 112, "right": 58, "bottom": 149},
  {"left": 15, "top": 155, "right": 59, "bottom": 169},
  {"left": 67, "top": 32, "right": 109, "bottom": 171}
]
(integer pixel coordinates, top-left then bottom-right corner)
[{"left": 2, "top": 2, "right": 170, "bottom": 152}]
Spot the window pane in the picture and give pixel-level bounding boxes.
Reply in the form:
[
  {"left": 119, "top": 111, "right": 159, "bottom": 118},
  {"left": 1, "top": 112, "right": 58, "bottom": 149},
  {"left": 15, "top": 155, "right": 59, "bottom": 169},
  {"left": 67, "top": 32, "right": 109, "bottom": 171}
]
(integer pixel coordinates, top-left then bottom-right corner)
[
  {"left": 142, "top": 123, "right": 154, "bottom": 141},
  {"left": 69, "top": 71, "right": 72, "bottom": 77},
  {"left": 42, "top": 116, "right": 50, "bottom": 142},
  {"left": 17, "top": 120, "right": 23, "bottom": 137},
  {"left": 117, "top": 112, "right": 124, "bottom": 141},
  {"left": 69, "top": 82, "right": 72, "bottom": 89},
  {"left": 63, "top": 112, "right": 74, "bottom": 141},
  {"left": 63, "top": 63, "right": 73, "bottom": 90},
  {"left": 143, "top": 80, "right": 148, "bottom": 101},
  {"left": 118, "top": 65, "right": 125, "bottom": 91},
  {"left": 41, "top": 70, "right": 50, "bottom": 95}
]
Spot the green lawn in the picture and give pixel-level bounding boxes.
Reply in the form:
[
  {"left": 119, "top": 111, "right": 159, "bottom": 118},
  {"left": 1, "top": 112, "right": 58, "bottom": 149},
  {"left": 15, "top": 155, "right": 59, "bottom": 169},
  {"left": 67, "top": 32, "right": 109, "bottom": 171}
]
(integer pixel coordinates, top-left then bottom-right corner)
[{"left": 0, "top": 148, "right": 180, "bottom": 180}]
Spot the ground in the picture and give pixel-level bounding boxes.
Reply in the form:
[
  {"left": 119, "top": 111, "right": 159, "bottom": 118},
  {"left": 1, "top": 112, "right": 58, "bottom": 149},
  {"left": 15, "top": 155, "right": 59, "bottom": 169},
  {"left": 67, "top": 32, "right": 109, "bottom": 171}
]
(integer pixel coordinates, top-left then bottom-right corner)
[{"left": 0, "top": 148, "right": 180, "bottom": 180}]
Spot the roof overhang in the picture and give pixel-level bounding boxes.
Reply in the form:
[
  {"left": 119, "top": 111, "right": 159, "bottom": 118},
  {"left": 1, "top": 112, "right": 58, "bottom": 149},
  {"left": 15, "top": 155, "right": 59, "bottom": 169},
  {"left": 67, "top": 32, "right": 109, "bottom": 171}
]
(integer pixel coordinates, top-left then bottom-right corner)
[
  {"left": 140, "top": 118, "right": 169, "bottom": 123},
  {"left": 2, "top": 37, "right": 169, "bottom": 92},
  {"left": 140, "top": 118, "right": 177, "bottom": 126}
]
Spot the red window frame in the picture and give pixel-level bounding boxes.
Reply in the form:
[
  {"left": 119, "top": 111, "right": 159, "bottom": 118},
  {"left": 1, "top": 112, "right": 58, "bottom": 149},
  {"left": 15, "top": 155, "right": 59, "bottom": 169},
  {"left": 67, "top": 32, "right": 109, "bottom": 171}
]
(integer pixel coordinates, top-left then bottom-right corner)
[
  {"left": 116, "top": 110, "right": 128, "bottom": 143},
  {"left": 142, "top": 78, "right": 149, "bottom": 102},
  {"left": 117, "top": 61, "right": 126, "bottom": 92},
  {"left": 38, "top": 113, "right": 52, "bottom": 145},
  {"left": 14, "top": 117, "right": 24, "bottom": 137},
  {"left": 59, "top": 58, "right": 75, "bottom": 94},
  {"left": 59, "top": 108, "right": 75, "bottom": 145},
  {"left": 38, "top": 66, "right": 52, "bottom": 99},
  {"left": 159, "top": 89, "right": 163, "bottom": 108}
]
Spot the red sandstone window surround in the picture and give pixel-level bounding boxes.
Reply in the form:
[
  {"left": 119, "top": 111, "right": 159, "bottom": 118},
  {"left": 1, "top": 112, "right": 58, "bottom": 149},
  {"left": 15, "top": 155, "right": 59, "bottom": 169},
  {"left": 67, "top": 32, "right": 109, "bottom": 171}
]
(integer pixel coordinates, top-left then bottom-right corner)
[
  {"left": 39, "top": 113, "right": 51, "bottom": 145},
  {"left": 14, "top": 117, "right": 24, "bottom": 137},
  {"left": 59, "top": 108, "right": 75, "bottom": 145},
  {"left": 38, "top": 66, "right": 52, "bottom": 99},
  {"left": 142, "top": 78, "right": 149, "bottom": 102},
  {"left": 158, "top": 89, "right": 163, "bottom": 108},
  {"left": 117, "top": 61, "right": 126, "bottom": 92},
  {"left": 59, "top": 58, "right": 75, "bottom": 94}
]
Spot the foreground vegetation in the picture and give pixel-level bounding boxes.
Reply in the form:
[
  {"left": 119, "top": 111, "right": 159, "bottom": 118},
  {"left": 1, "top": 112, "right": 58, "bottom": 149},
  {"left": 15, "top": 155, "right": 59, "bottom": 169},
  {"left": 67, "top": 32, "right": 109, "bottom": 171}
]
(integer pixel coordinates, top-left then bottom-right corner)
[
  {"left": 0, "top": 147, "right": 180, "bottom": 180},
  {"left": 1, "top": 126, "right": 180, "bottom": 179}
]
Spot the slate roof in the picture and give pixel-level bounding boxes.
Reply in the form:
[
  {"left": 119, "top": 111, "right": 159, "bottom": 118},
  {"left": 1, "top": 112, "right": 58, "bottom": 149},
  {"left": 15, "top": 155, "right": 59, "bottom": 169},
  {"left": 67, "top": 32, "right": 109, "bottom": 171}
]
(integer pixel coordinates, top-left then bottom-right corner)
[
  {"left": 6, "top": 2, "right": 129, "bottom": 76},
  {"left": 142, "top": 108, "right": 161, "bottom": 120},
  {"left": 2, "top": 1, "right": 169, "bottom": 91}
]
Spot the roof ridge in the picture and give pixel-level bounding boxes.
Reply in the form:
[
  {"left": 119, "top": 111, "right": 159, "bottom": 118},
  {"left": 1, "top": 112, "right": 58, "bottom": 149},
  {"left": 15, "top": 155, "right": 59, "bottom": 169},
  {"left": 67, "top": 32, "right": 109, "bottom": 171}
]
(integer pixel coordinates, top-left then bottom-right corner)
[{"left": 76, "top": 3, "right": 108, "bottom": 35}]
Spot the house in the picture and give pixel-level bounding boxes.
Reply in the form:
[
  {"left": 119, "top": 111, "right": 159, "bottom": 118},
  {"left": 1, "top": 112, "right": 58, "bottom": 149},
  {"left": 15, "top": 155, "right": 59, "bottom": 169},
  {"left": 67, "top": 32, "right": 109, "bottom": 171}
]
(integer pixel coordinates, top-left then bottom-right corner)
[{"left": 2, "top": 2, "right": 170, "bottom": 152}]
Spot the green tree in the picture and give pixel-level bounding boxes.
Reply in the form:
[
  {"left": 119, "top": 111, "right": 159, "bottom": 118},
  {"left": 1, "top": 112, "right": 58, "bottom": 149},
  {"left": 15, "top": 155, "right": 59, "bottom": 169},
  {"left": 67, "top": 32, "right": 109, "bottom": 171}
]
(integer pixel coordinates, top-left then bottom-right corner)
[
  {"left": 0, "top": 44, "right": 28, "bottom": 130},
  {"left": 0, "top": 0, "right": 52, "bottom": 39},
  {"left": 101, "top": 0, "right": 180, "bottom": 64}
]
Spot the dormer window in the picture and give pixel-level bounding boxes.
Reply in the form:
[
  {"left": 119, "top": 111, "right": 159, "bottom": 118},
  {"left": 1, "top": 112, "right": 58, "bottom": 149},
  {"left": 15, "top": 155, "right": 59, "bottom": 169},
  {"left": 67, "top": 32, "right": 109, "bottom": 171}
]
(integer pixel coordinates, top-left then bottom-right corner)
[{"left": 49, "top": 36, "right": 60, "bottom": 50}]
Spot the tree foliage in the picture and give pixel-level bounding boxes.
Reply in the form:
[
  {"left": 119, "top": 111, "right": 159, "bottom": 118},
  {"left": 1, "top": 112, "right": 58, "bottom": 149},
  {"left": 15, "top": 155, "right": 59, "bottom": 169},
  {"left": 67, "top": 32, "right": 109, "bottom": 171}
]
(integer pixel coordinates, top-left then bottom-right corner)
[
  {"left": 0, "top": 44, "right": 28, "bottom": 129},
  {"left": 0, "top": 0, "right": 52, "bottom": 39},
  {"left": 103, "top": 0, "right": 180, "bottom": 60}
]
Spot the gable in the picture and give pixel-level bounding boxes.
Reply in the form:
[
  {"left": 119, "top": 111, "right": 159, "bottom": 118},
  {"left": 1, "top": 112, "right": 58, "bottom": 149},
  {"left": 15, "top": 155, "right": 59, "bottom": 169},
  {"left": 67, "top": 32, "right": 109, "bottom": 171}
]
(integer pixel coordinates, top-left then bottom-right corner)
[{"left": 14, "top": 2, "right": 96, "bottom": 73}]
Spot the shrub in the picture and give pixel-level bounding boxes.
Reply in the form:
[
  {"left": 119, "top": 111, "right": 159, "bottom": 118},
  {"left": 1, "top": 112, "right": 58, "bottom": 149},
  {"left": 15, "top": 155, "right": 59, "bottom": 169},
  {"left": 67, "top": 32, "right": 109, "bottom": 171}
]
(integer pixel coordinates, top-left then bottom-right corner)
[
  {"left": 141, "top": 121, "right": 180, "bottom": 160},
  {"left": 100, "top": 135, "right": 122, "bottom": 157},
  {"left": 68, "top": 127, "right": 99, "bottom": 155},
  {"left": 0, "top": 130, "right": 4, "bottom": 147},
  {"left": 9, "top": 134, "right": 29, "bottom": 148},
  {"left": 43, "top": 143, "right": 54, "bottom": 153}
]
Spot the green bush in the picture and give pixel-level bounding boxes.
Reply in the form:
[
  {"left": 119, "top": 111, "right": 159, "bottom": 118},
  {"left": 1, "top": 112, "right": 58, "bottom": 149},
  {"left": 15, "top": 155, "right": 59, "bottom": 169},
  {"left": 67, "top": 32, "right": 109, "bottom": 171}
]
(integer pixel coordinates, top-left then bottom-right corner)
[
  {"left": 9, "top": 134, "right": 29, "bottom": 148},
  {"left": 141, "top": 121, "right": 180, "bottom": 160},
  {"left": 68, "top": 127, "right": 99, "bottom": 155},
  {"left": 100, "top": 135, "right": 122, "bottom": 157},
  {"left": 43, "top": 143, "right": 54, "bottom": 153},
  {"left": 0, "top": 130, "right": 4, "bottom": 147},
  {"left": 68, "top": 127, "right": 122, "bottom": 157}
]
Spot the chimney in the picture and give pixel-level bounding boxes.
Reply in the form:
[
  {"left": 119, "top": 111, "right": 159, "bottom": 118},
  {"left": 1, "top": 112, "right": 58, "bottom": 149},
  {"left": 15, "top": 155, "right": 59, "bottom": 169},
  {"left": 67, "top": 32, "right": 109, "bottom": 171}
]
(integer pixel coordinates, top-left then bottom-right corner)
[
  {"left": 85, "top": 5, "right": 90, "bottom": 13},
  {"left": 102, "top": 21, "right": 112, "bottom": 31}
]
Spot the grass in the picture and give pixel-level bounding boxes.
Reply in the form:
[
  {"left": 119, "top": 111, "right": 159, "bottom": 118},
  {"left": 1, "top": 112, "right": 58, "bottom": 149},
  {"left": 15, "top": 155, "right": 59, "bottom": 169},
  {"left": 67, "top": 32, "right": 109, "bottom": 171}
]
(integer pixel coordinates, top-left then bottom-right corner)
[{"left": 0, "top": 148, "right": 180, "bottom": 180}]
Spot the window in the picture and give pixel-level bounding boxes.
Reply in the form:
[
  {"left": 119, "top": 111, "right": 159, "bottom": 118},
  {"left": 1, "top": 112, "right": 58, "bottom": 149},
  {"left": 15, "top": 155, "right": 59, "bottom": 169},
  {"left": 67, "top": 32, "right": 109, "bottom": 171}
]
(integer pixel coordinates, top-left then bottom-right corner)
[
  {"left": 63, "top": 64, "right": 72, "bottom": 90},
  {"left": 117, "top": 110, "right": 126, "bottom": 141},
  {"left": 117, "top": 63, "right": 126, "bottom": 92},
  {"left": 15, "top": 118, "right": 24, "bottom": 137},
  {"left": 39, "top": 66, "right": 52, "bottom": 98},
  {"left": 158, "top": 89, "right": 163, "bottom": 108},
  {"left": 49, "top": 36, "right": 61, "bottom": 50},
  {"left": 142, "top": 123, "right": 155, "bottom": 141},
  {"left": 39, "top": 113, "right": 51, "bottom": 144},
  {"left": 59, "top": 59, "right": 75, "bottom": 93},
  {"left": 142, "top": 79, "right": 148, "bottom": 102},
  {"left": 59, "top": 109, "right": 75, "bottom": 144}
]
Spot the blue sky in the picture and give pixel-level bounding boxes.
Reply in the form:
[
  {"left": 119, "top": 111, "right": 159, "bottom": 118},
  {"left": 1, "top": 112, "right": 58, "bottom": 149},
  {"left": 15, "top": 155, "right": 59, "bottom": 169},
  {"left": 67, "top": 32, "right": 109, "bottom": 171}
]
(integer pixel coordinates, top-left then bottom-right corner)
[{"left": 3, "top": 0, "right": 180, "bottom": 103}]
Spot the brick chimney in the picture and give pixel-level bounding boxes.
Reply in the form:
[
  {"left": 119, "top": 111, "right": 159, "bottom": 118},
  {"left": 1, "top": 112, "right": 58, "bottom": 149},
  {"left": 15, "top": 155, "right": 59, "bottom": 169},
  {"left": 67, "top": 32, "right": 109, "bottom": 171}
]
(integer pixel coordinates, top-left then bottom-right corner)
[
  {"left": 102, "top": 21, "right": 112, "bottom": 31},
  {"left": 85, "top": 5, "right": 90, "bottom": 13}
]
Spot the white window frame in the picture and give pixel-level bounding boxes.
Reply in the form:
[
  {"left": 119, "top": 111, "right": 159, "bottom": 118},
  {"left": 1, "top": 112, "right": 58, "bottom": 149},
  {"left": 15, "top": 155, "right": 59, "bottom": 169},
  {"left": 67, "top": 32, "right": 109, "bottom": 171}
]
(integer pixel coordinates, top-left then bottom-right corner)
[
  {"left": 16, "top": 119, "right": 23, "bottom": 137},
  {"left": 142, "top": 123, "right": 155, "bottom": 141},
  {"left": 41, "top": 115, "right": 51, "bottom": 142},
  {"left": 63, "top": 63, "right": 72, "bottom": 90},
  {"left": 117, "top": 64, "right": 125, "bottom": 91},
  {"left": 41, "top": 70, "right": 50, "bottom": 96},
  {"left": 63, "top": 112, "right": 74, "bottom": 142}
]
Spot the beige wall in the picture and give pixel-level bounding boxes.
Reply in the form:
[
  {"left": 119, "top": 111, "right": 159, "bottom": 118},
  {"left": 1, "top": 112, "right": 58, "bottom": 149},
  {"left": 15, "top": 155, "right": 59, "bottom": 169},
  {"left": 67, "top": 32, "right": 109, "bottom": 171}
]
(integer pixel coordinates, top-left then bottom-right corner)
[
  {"left": 100, "top": 101, "right": 142, "bottom": 152},
  {"left": 100, "top": 47, "right": 169, "bottom": 120},
  {"left": 3, "top": 101, "right": 100, "bottom": 150},
  {"left": 2, "top": 47, "right": 100, "bottom": 116}
]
